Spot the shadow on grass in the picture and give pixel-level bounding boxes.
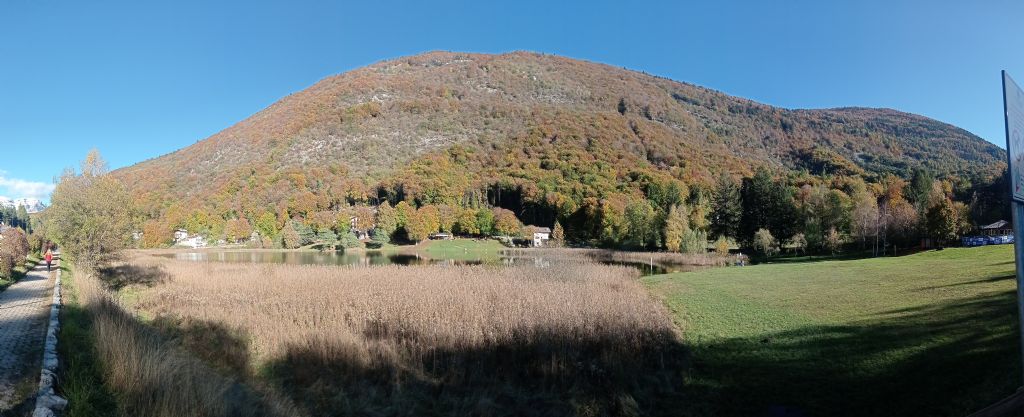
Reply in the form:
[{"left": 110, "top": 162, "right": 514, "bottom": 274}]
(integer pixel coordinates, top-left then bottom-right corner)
[
  {"left": 919, "top": 273, "right": 1016, "bottom": 290},
  {"left": 683, "top": 290, "right": 1020, "bottom": 417},
  {"left": 763, "top": 248, "right": 933, "bottom": 266},
  {"left": 96, "top": 264, "right": 167, "bottom": 291},
  {"left": 261, "top": 326, "right": 690, "bottom": 417}
]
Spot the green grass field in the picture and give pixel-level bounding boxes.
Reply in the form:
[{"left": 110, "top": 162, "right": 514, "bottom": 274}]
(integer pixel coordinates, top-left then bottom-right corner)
[
  {"left": 419, "top": 239, "right": 505, "bottom": 261},
  {"left": 644, "top": 245, "right": 1020, "bottom": 417}
]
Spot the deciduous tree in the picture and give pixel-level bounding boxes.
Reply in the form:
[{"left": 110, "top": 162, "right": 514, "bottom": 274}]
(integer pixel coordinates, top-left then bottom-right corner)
[{"left": 44, "top": 150, "right": 134, "bottom": 271}]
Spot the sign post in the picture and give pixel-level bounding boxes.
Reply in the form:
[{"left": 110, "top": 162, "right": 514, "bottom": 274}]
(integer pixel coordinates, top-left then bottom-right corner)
[{"left": 1004, "top": 70, "right": 1024, "bottom": 383}]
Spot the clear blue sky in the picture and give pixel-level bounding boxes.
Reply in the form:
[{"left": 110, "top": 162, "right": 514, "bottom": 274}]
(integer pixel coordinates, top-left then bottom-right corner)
[{"left": 1, "top": 0, "right": 1021, "bottom": 202}]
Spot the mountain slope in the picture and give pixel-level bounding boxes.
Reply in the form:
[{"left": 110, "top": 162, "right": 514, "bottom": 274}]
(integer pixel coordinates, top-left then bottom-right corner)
[{"left": 114, "top": 51, "right": 1005, "bottom": 229}]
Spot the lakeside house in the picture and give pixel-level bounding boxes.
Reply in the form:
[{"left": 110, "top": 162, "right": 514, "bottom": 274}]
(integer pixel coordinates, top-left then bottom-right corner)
[
  {"left": 174, "top": 228, "right": 207, "bottom": 248},
  {"left": 531, "top": 227, "right": 551, "bottom": 247}
]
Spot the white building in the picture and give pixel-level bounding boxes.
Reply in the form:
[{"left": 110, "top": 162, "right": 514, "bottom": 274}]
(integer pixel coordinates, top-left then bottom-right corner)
[
  {"left": 173, "top": 229, "right": 189, "bottom": 242},
  {"left": 532, "top": 227, "right": 551, "bottom": 247},
  {"left": 174, "top": 229, "right": 207, "bottom": 248}
]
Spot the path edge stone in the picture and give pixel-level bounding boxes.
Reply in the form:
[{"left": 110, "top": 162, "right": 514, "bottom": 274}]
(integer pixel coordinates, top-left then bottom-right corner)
[{"left": 32, "top": 263, "right": 66, "bottom": 417}]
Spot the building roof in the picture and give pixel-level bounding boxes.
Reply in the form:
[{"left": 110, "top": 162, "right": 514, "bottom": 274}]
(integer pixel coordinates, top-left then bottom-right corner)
[
  {"left": 534, "top": 227, "right": 552, "bottom": 233},
  {"left": 981, "top": 220, "right": 1010, "bottom": 230}
]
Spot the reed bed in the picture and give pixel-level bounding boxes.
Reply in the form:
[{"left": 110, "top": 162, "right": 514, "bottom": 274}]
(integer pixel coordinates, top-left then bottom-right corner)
[
  {"left": 113, "top": 254, "right": 686, "bottom": 416},
  {"left": 73, "top": 264, "right": 300, "bottom": 417}
]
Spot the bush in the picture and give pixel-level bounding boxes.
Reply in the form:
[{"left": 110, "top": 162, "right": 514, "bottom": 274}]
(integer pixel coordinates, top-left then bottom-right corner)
[
  {"left": 713, "top": 235, "right": 732, "bottom": 256},
  {"left": 0, "top": 227, "right": 30, "bottom": 278},
  {"left": 753, "top": 228, "right": 777, "bottom": 257}
]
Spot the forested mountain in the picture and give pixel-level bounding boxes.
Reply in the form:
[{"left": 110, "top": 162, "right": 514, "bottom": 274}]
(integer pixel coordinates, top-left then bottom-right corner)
[{"left": 114, "top": 51, "right": 1006, "bottom": 247}]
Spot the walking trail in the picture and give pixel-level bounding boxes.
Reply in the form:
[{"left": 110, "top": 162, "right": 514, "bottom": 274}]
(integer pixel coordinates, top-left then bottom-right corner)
[{"left": 0, "top": 262, "right": 54, "bottom": 412}]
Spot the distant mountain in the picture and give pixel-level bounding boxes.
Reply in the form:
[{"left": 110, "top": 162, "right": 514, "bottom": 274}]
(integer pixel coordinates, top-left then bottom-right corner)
[
  {"left": 0, "top": 197, "right": 46, "bottom": 213},
  {"left": 113, "top": 51, "right": 1005, "bottom": 229}
]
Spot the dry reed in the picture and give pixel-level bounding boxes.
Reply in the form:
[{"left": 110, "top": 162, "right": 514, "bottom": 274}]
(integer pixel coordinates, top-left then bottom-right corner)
[
  {"left": 106, "top": 254, "right": 687, "bottom": 416},
  {"left": 76, "top": 265, "right": 301, "bottom": 417}
]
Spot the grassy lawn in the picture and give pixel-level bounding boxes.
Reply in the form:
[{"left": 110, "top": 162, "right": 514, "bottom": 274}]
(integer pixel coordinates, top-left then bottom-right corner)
[
  {"left": 644, "top": 245, "right": 1020, "bottom": 417},
  {"left": 419, "top": 238, "right": 505, "bottom": 261}
]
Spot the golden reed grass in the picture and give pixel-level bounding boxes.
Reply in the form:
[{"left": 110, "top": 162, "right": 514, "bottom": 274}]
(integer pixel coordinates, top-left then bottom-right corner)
[
  {"left": 75, "top": 266, "right": 299, "bottom": 417},
  {"left": 92, "top": 253, "right": 687, "bottom": 416}
]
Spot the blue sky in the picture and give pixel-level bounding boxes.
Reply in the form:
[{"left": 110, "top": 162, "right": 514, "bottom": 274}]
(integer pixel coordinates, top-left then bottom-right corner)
[{"left": 1, "top": 0, "right": 1021, "bottom": 202}]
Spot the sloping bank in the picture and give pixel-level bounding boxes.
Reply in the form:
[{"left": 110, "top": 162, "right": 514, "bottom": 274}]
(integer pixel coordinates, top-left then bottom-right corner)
[{"left": 56, "top": 261, "right": 300, "bottom": 417}]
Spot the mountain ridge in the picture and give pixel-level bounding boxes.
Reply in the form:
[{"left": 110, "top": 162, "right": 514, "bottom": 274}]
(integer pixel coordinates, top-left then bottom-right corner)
[{"left": 112, "top": 51, "right": 1006, "bottom": 236}]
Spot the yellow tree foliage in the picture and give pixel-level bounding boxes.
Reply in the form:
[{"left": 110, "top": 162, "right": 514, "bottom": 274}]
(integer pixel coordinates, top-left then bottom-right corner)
[
  {"left": 142, "top": 219, "right": 173, "bottom": 248},
  {"left": 418, "top": 205, "right": 441, "bottom": 236},
  {"left": 663, "top": 204, "right": 688, "bottom": 252},
  {"left": 455, "top": 207, "right": 480, "bottom": 235},
  {"left": 405, "top": 209, "right": 431, "bottom": 242},
  {"left": 224, "top": 218, "right": 253, "bottom": 243}
]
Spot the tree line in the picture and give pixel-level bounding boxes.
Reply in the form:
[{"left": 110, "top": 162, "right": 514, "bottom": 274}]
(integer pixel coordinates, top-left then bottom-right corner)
[{"left": 47, "top": 150, "right": 1006, "bottom": 259}]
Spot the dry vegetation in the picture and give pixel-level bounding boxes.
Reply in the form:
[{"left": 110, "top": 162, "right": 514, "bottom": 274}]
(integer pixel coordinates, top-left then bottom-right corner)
[
  {"left": 94, "top": 253, "right": 686, "bottom": 416},
  {"left": 71, "top": 265, "right": 300, "bottom": 417}
]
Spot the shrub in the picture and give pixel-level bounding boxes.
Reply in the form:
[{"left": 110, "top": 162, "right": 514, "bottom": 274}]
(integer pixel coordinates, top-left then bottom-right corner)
[
  {"left": 338, "top": 231, "right": 362, "bottom": 249},
  {"left": 753, "top": 228, "right": 777, "bottom": 257}
]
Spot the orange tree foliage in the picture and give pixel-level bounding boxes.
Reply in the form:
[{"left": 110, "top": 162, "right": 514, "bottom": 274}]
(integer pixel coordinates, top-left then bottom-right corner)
[{"left": 493, "top": 208, "right": 522, "bottom": 236}]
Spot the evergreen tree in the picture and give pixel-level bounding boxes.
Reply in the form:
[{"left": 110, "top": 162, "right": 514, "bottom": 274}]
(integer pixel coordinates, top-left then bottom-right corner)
[
  {"left": 15, "top": 205, "right": 30, "bottom": 232},
  {"left": 316, "top": 228, "right": 338, "bottom": 246},
  {"left": 339, "top": 231, "right": 362, "bottom": 248},
  {"left": 293, "top": 221, "right": 316, "bottom": 246},
  {"left": 740, "top": 167, "right": 797, "bottom": 247},
  {"left": 740, "top": 168, "right": 775, "bottom": 244},
  {"left": 711, "top": 173, "right": 742, "bottom": 240},
  {"left": 908, "top": 168, "right": 935, "bottom": 210}
]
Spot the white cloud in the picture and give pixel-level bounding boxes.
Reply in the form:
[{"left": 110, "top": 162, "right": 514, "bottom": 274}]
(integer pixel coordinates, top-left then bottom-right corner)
[{"left": 0, "top": 175, "right": 55, "bottom": 200}]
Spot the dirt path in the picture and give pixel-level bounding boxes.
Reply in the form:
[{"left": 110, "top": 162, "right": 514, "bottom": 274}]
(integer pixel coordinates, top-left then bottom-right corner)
[{"left": 0, "top": 262, "right": 54, "bottom": 412}]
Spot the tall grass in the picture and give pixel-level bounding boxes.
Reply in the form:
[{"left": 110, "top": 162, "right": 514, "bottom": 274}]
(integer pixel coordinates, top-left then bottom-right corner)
[
  {"left": 71, "top": 261, "right": 300, "bottom": 417},
  {"left": 118, "top": 255, "right": 686, "bottom": 416}
]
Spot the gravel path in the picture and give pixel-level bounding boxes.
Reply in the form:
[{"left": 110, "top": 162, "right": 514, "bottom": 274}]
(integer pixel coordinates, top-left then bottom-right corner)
[{"left": 0, "top": 263, "right": 54, "bottom": 412}]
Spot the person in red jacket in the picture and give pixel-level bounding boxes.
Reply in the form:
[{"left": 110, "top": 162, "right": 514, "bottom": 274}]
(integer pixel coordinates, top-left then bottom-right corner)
[{"left": 44, "top": 250, "right": 53, "bottom": 272}]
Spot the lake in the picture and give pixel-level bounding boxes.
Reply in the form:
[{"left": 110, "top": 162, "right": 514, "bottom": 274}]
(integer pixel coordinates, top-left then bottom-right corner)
[{"left": 157, "top": 249, "right": 707, "bottom": 275}]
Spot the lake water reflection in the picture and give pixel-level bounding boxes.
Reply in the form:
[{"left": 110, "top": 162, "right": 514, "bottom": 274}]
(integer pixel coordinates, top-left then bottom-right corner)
[{"left": 158, "top": 249, "right": 706, "bottom": 276}]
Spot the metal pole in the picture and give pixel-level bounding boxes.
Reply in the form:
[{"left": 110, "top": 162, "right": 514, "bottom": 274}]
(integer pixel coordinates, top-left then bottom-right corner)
[{"left": 1012, "top": 202, "right": 1024, "bottom": 385}]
